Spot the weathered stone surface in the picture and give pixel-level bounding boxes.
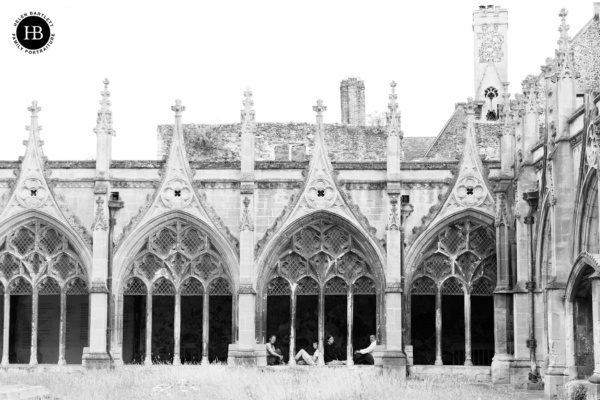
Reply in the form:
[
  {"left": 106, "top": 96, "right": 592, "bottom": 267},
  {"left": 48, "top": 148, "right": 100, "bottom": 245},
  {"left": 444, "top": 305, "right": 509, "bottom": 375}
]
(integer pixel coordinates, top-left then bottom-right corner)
[{"left": 0, "top": 384, "right": 49, "bottom": 400}]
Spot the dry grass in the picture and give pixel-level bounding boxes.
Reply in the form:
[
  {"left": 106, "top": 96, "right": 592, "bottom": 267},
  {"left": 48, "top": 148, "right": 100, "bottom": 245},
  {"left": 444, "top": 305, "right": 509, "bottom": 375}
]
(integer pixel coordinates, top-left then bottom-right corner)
[{"left": 0, "top": 365, "right": 533, "bottom": 400}]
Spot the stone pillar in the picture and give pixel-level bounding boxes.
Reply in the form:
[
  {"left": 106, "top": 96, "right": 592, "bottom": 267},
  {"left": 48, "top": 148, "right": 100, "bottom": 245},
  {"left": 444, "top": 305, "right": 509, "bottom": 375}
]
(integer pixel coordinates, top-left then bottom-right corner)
[
  {"left": 544, "top": 15, "right": 577, "bottom": 397},
  {"left": 289, "top": 290, "right": 297, "bottom": 366},
  {"left": 318, "top": 289, "right": 325, "bottom": 366},
  {"left": 381, "top": 80, "right": 407, "bottom": 377},
  {"left": 434, "top": 290, "right": 443, "bottom": 365},
  {"left": 346, "top": 288, "right": 354, "bottom": 366},
  {"left": 30, "top": 289, "right": 38, "bottom": 365},
  {"left": 84, "top": 79, "right": 115, "bottom": 368},
  {"left": 173, "top": 292, "right": 181, "bottom": 366},
  {"left": 235, "top": 89, "right": 258, "bottom": 365},
  {"left": 202, "top": 292, "right": 209, "bottom": 364},
  {"left": 492, "top": 182, "right": 514, "bottom": 383},
  {"left": 1, "top": 292, "right": 9, "bottom": 366},
  {"left": 145, "top": 294, "right": 152, "bottom": 366},
  {"left": 58, "top": 291, "right": 66, "bottom": 365},
  {"left": 464, "top": 292, "right": 473, "bottom": 366}
]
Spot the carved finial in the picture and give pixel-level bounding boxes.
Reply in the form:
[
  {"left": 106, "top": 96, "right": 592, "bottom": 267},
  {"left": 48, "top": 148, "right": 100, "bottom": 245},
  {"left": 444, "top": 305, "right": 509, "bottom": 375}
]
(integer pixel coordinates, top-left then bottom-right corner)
[
  {"left": 555, "top": 8, "right": 579, "bottom": 80},
  {"left": 386, "top": 81, "right": 401, "bottom": 137},
  {"left": 313, "top": 99, "right": 327, "bottom": 116},
  {"left": 172, "top": 99, "right": 185, "bottom": 117},
  {"left": 28, "top": 101, "right": 41, "bottom": 118},
  {"left": 26, "top": 101, "right": 42, "bottom": 135},
  {"left": 94, "top": 78, "right": 115, "bottom": 136},
  {"left": 388, "top": 81, "right": 398, "bottom": 114},
  {"left": 241, "top": 88, "right": 255, "bottom": 125}
]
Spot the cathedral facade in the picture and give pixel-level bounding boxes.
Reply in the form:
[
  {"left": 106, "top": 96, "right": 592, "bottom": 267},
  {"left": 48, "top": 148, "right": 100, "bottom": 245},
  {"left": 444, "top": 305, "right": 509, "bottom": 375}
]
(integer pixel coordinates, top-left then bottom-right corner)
[{"left": 1, "top": 4, "right": 600, "bottom": 399}]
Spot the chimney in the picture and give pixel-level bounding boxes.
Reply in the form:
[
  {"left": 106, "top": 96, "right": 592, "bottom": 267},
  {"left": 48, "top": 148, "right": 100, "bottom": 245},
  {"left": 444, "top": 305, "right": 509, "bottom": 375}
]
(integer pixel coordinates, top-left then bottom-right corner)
[{"left": 340, "top": 77, "right": 366, "bottom": 126}]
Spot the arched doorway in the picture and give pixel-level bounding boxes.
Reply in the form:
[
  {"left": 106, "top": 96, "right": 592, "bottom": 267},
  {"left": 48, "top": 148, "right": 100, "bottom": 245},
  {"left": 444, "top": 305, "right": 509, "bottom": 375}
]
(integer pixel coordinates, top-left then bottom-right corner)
[
  {"left": 573, "top": 266, "right": 594, "bottom": 379},
  {"left": 119, "top": 220, "right": 234, "bottom": 365},
  {"left": 408, "top": 219, "right": 496, "bottom": 366},
  {"left": 261, "top": 217, "right": 382, "bottom": 365},
  {"left": 0, "top": 222, "right": 89, "bottom": 365}
]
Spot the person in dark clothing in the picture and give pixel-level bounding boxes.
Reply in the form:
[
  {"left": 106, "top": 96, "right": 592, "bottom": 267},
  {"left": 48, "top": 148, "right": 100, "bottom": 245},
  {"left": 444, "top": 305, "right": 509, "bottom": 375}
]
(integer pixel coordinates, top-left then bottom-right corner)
[
  {"left": 266, "top": 335, "right": 284, "bottom": 365},
  {"left": 353, "top": 334, "right": 376, "bottom": 365},
  {"left": 324, "top": 335, "right": 345, "bottom": 365}
]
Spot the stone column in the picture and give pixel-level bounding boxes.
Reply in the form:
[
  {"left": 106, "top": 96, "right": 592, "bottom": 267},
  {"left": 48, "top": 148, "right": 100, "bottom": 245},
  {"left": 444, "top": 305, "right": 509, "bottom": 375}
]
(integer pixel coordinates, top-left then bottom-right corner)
[
  {"left": 236, "top": 88, "right": 257, "bottom": 365},
  {"left": 464, "top": 292, "right": 473, "bottom": 366},
  {"left": 145, "top": 293, "right": 153, "bottom": 366},
  {"left": 288, "top": 290, "right": 297, "bottom": 366},
  {"left": 202, "top": 292, "right": 209, "bottom": 364},
  {"left": 173, "top": 292, "right": 181, "bottom": 366},
  {"left": 346, "top": 287, "right": 354, "bottom": 366},
  {"left": 84, "top": 79, "right": 115, "bottom": 368},
  {"left": 492, "top": 182, "right": 514, "bottom": 384},
  {"left": 588, "top": 273, "right": 600, "bottom": 385},
  {"left": 30, "top": 288, "right": 38, "bottom": 365},
  {"left": 58, "top": 291, "right": 66, "bottom": 365},
  {"left": 318, "top": 289, "right": 325, "bottom": 366},
  {"left": 435, "top": 289, "right": 443, "bottom": 366},
  {"left": 1, "top": 292, "right": 9, "bottom": 365}
]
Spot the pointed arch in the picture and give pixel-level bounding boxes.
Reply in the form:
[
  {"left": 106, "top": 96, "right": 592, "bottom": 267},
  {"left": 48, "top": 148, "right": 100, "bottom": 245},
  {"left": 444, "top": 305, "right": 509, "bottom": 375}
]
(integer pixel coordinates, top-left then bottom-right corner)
[
  {"left": 113, "top": 210, "right": 239, "bottom": 293},
  {"left": 0, "top": 211, "right": 92, "bottom": 280},
  {"left": 565, "top": 252, "right": 600, "bottom": 302},
  {"left": 574, "top": 169, "right": 599, "bottom": 256},
  {"left": 535, "top": 199, "right": 553, "bottom": 288},
  {"left": 405, "top": 209, "right": 495, "bottom": 291},
  {"left": 256, "top": 211, "right": 385, "bottom": 292}
]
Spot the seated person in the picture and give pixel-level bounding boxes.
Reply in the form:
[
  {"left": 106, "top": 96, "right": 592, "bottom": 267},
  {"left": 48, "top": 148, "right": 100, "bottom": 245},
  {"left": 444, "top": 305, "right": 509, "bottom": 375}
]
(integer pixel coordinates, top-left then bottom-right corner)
[
  {"left": 295, "top": 341, "right": 320, "bottom": 366},
  {"left": 353, "top": 334, "right": 376, "bottom": 365},
  {"left": 324, "top": 335, "right": 345, "bottom": 365},
  {"left": 266, "top": 334, "right": 284, "bottom": 365}
]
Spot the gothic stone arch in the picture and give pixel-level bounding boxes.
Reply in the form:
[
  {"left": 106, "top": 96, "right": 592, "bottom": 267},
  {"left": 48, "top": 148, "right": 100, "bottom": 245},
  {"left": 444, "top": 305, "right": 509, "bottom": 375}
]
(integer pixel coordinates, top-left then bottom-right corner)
[
  {"left": 0, "top": 212, "right": 91, "bottom": 364},
  {"left": 255, "top": 212, "right": 386, "bottom": 349},
  {"left": 112, "top": 211, "right": 238, "bottom": 364},
  {"left": 406, "top": 210, "right": 496, "bottom": 366}
]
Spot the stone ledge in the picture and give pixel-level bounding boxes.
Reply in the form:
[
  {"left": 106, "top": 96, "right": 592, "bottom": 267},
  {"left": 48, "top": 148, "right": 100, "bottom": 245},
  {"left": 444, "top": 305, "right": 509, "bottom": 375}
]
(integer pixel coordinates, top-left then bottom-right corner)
[{"left": 0, "top": 384, "right": 49, "bottom": 400}]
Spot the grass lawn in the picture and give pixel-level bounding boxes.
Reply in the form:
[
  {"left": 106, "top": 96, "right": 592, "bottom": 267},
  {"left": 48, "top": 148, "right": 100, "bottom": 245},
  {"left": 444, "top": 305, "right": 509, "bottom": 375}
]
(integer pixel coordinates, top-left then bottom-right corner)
[{"left": 0, "top": 365, "right": 536, "bottom": 400}]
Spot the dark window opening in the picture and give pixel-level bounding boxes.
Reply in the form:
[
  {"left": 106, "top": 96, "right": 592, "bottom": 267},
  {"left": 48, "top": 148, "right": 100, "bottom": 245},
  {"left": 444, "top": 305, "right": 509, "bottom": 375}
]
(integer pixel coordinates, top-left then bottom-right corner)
[
  {"left": 324, "top": 295, "right": 347, "bottom": 361},
  {"left": 110, "top": 192, "right": 120, "bottom": 201},
  {"left": 30, "top": 190, "right": 37, "bottom": 197},
  {"left": 151, "top": 296, "right": 175, "bottom": 364},
  {"left": 317, "top": 190, "right": 325, "bottom": 198},
  {"left": 411, "top": 295, "right": 436, "bottom": 364},
  {"left": 466, "top": 187, "right": 474, "bottom": 195},
  {"left": 266, "top": 295, "right": 291, "bottom": 363},
  {"left": 208, "top": 295, "right": 232, "bottom": 363},
  {"left": 180, "top": 296, "right": 203, "bottom": 364},
  {"left": 471, "top": 296, "right": 495, "bottom": 366},
  {"left": 174, "top": 190, "right": 181, "bottom": 197},
  {"left": 442, "top": 295, "right": 465, "bottom": 365},
  {"left": 123, "top": 295, "right": 146, "bottom": 364}
]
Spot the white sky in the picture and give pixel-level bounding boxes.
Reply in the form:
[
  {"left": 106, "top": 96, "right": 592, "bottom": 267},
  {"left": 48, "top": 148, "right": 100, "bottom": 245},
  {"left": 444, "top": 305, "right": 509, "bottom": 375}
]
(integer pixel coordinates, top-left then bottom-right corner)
[{"left": 0, "top": 1, "right": 594, "bottom": 161}]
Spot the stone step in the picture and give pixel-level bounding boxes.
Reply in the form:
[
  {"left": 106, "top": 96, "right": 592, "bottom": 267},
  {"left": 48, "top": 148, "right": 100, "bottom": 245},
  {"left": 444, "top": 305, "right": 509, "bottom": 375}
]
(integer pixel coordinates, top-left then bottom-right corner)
[{"left": 0, "top": 384, "right": 49, "bottom": 400}]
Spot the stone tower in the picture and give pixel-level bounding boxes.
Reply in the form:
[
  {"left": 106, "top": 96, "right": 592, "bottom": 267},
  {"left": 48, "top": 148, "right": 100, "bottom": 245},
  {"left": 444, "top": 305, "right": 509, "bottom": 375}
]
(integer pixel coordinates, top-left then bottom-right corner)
[
  {"left": 473, "top": 5, "right": 508, "bottom": 121},
  {"left": 340, "top": 77, "right": 365, "bottom": 126}
]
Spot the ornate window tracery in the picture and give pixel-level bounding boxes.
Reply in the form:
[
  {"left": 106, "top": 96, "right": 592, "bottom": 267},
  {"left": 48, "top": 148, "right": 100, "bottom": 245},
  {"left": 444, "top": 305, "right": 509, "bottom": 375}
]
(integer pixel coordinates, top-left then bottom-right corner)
[
  {"left": 121, "top": 220, "right": 233, "bottom": 365},
  {"left": 263, "top": 218, "right": 380, "bottom": 366},
  {"left": 269, "top": 220, "right": 375, "bottom": 287},
  {"left": 0, "top": 221, "right": 89, "bottom": 365},
  {"left": 411, "top": 221, "right": 496, "bottom": 294},
  {"left": 123, "top": 221, "right": 231, "bottom": 293},
  {"left": 0, "top": 222, "right": 87, "bottom": 293},
  {"left": 409, "top": 219, "right": 496, "bottom": 367}
]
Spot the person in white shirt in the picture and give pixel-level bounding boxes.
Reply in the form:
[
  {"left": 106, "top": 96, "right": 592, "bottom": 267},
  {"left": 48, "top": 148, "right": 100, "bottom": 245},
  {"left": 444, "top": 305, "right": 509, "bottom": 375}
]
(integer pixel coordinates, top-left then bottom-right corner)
[
  {"left": 353, "top": 334, "right": 376, "bottom": 365},
  {"left": 294, "top": 341, "right": 320, "bottom": 366}
]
